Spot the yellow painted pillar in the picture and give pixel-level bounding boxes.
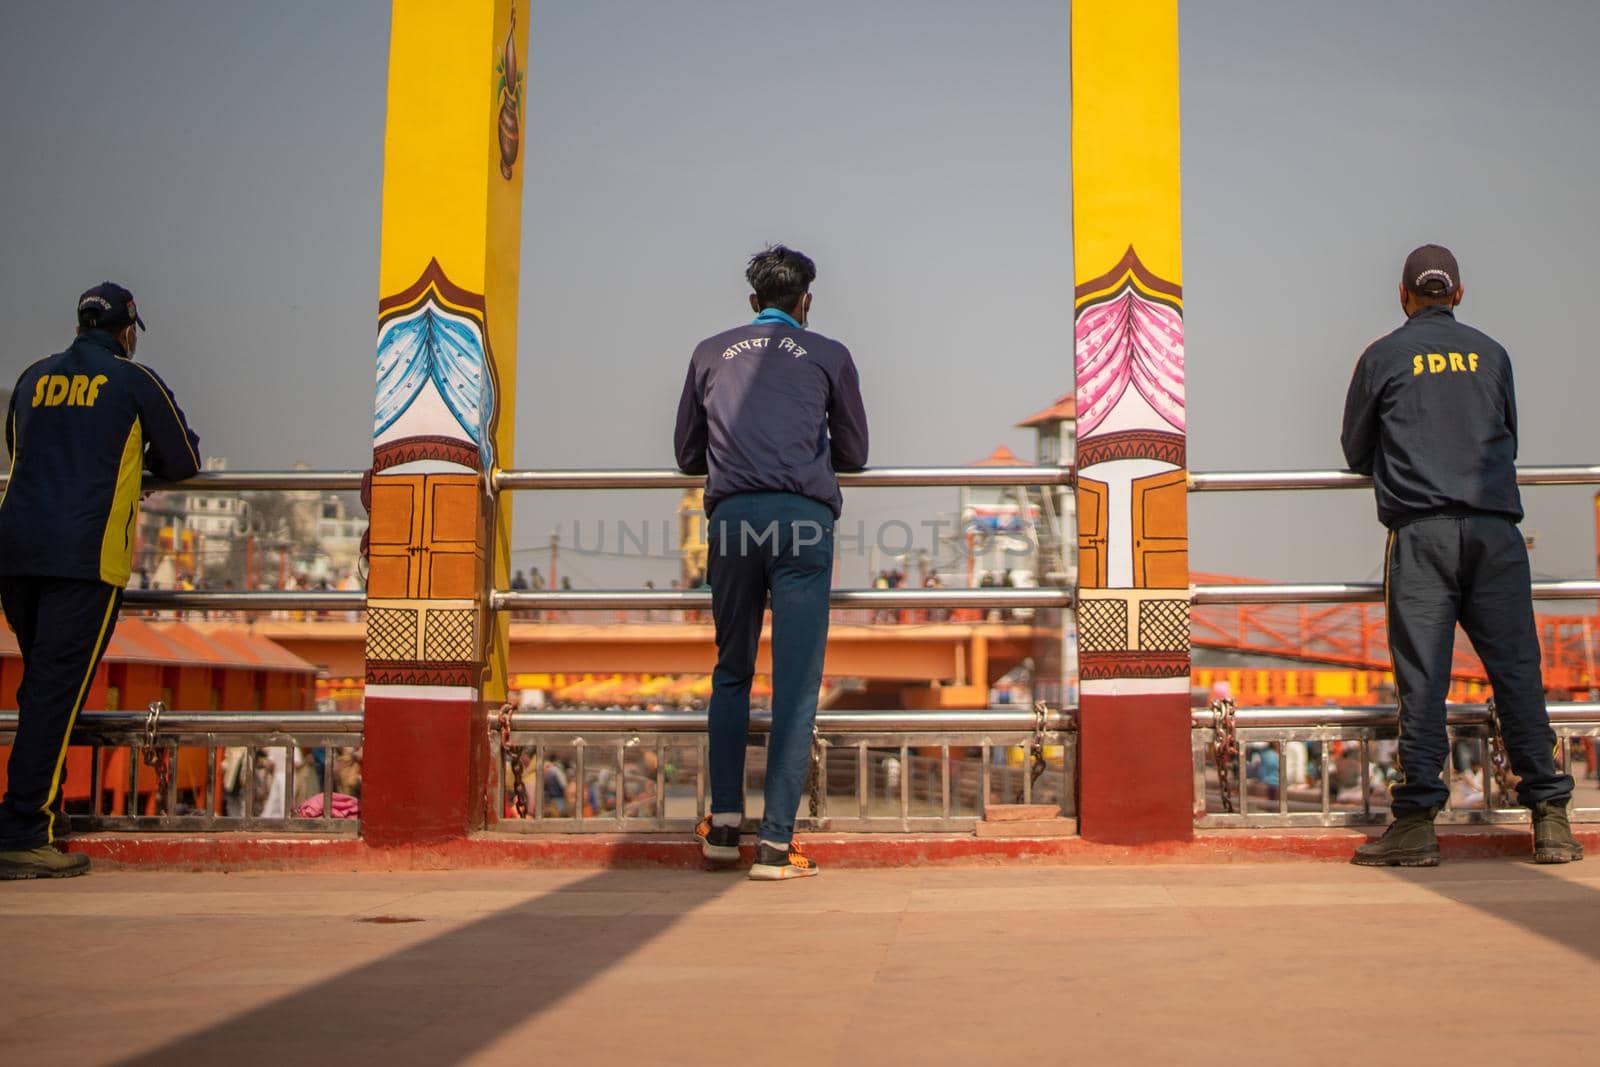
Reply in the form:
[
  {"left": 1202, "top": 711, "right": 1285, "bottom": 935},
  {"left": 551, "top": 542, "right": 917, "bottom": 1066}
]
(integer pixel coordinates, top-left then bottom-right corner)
[
  {"left": 363, "top": 0, "right": 526, "bottom": 845},
  {"left": 1071, "top": 0, "right": 1193, "bottom": 842}
]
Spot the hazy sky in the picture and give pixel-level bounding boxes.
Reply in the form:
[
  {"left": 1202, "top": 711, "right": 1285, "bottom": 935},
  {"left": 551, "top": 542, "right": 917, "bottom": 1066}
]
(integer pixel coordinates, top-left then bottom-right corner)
[{"left": 5, "top": 1, "right": 1600, "bottom": 590}]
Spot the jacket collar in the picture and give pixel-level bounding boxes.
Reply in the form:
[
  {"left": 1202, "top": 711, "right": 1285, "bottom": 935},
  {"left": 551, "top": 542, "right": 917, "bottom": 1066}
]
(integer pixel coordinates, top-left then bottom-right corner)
[
  {"left": 75, "top": 328, "right": 129, "bottom": 358},
  {"left": 752, "top": 307, "right": 803, "bottom": 329},
  {"left": 1406, "top": 304, "right": 1456, "bottom": 322}
]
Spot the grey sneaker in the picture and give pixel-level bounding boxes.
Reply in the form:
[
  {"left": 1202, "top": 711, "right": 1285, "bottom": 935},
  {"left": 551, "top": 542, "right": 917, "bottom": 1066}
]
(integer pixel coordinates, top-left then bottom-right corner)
[
  {"left": 1532, "top": 800, "right": 1584, "bottom": 864},
  {"left": 1352, "top": 810, "right": 1440, "bottom": 867},
  {"left": 0, "top": 845, "right": 91, "bottom": 881}
]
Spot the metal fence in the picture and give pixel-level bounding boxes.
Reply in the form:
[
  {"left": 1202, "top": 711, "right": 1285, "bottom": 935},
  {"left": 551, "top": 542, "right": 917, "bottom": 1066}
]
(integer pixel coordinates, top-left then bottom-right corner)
[
  {"left": 13, "top": 462, "right": 1600, "bottom": 838},
  {"left": 1192, "top": 702, "right": 1600, "bottom": 828},
  {"left": 493, "top": 707, "right": 1073, "bottom": 833},
  {"left": 1187, "top": 464, "right": 1600, "bottom": 828},
  {"left": 0, "top": 706, "right": 363, "bottom": 834}
]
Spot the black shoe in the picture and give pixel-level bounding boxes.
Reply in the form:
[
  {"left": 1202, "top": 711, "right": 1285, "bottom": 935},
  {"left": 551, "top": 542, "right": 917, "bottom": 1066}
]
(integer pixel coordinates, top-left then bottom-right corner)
[
  {"left": 1532, "top": 800, "right": 1584, "bottom": 864},
  {"left": 0, "top": 846, "right": 91, "bottom": 880},
  {"left": 1352, "top": 810, "right": 1440, "bottom": 867},
  {"left": 748, "top": 840, "right": 818, "bottom": 881},
  {"left": 695, "top": 816, "right": 741, "bottom": 864}
]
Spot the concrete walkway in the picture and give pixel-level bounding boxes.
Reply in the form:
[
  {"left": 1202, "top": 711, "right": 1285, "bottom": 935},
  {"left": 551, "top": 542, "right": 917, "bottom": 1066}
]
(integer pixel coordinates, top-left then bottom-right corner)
[{"left": 3, "top": 860, "right": 1599, "bottom": 1065}]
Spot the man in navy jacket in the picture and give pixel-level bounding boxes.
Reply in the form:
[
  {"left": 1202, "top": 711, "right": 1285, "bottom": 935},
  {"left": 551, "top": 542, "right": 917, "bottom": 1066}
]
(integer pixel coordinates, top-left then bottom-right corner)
[
  {"left": 675, "top": 246, "right": 868, "bottom": 879},
  {"left": 0, "top": 282, "right": 201, "bottom": 879},
  {"left": 1342, "top": 245, "right": 1576, "bottom": 867}
]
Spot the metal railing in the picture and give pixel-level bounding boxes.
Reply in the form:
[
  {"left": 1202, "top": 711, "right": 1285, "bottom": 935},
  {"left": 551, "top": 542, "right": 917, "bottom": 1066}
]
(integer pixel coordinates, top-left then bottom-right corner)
[
  {"left": 123, "top": 589, "right": 368, "bottom": 612},
  {"left": 0, "top": 469, "right": 365, "bottom": 494},
  {"left": 16, "top": 459, "right": 1600, "bottom": 842},
  {"left": 1192, "top": 702, "right": 1600, "bottom": 828},
  {"left": 1188, "top": 465, "right": 1600, "bottom": 492},
  {"left": 1191, "top": 579, "right": 1600, "bottom": 605},
  {"left": 494, "top": 465, "right": 1074, "bottom": 491},
  {"left": 493, "top": 587, "right": 1070, "bottom": 612},
  {"left": 494, "top": 707, "right": 1073, "bottom": 833},
  {"left": 1187, "top": 464, "right": 1600, "bottom": 826},
  {"left": 492, "top": 464, "right": 1074, "bottom": 614},
  {"left": 0, "top": 707, "right": 364, "bottom": 834}
]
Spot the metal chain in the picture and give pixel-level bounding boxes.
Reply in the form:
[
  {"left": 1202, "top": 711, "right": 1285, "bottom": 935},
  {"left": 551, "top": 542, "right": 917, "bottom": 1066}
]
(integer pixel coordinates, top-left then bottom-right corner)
[
  {"left": 1485, "top": 698, "right": 1520, "bottom": 807},
  {"left": 1210, "top": 698, "right": 1239, "bottom": 814},
  {"left": 497, "top": 703, "right": 529, "bottom": 818},
  {"left": 806, "top": 726, "right": 823, "bottom": 818},
  {"left": 1016, "top": 701, "right": 1050, "bottom": 803},
  {"left": 142, "top": 700, "right": 172, "bottom": 815}
]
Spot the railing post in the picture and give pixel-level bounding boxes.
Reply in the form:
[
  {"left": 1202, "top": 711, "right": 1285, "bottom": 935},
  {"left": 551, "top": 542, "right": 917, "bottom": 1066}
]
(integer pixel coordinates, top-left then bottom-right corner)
[
  {"left": 1069, "top": 0, "right": 1193, "bottom": 843},
  {"left": 361, "top": 0, "right": 527, "bottom": 846}
]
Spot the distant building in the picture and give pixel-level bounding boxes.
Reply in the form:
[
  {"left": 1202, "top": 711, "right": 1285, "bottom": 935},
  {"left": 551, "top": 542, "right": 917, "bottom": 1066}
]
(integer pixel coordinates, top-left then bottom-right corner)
[{"left": 134, "top": 457, "right": 365, "bottom": 587}]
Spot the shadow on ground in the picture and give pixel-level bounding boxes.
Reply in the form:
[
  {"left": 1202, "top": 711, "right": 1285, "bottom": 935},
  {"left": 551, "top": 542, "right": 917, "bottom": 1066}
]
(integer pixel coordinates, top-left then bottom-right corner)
[
  {"left": 1384, "top": 847, "right": 1600, "bottom": 964},
  {"left": 113, "top": 861, "right": 742, "bottom": 1067}
]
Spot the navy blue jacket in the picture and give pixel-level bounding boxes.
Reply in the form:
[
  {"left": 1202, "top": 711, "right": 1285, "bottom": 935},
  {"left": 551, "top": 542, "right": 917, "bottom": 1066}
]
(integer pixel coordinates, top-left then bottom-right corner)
[
  {"left": 674, "top": 321, "right": 868, "bottom": 517},
  {"left": 1, "top": 330, "right": 202, "bottom": 586},
  {"left": 1341, "top": 306, "right": 1521, "bottom": 528}
]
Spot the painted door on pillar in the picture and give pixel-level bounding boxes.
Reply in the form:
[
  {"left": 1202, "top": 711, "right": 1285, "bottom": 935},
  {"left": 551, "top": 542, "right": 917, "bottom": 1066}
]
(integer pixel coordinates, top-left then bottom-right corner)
[
  {"left": 366, "top": 473, "right": 482, "bottom": 600},
  {"left": 1077, "top": 475, "right": 1108, "bottom": 588},
  {"left": 1132, "top": 470, "right": 1186, "bottom": 588}
]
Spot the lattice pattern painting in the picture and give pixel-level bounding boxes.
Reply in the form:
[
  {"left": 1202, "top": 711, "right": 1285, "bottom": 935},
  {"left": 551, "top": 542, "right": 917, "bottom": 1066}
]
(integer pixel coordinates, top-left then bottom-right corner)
[
  {"left": 1078, "top": 597, "right": 1129, "bottom": 653},
  {"left": 367, "top": 605, "right": 419, "bottom": 661},
  {"left": 424, "top": 607, "right": 477, "bottom": 662},
  {"left": 1137, "top": 598, "right": 1190, "bottom": 653}
]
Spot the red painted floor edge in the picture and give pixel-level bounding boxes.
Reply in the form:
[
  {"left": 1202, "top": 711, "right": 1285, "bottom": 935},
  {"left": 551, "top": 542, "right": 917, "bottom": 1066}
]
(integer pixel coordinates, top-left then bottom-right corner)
[{"left": 63, "top": 826, "right": 1599, "bottom": 871}]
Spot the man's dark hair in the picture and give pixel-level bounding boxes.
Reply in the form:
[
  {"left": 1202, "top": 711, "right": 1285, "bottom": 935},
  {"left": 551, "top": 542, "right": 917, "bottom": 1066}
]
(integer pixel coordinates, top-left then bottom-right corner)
[{"left": 746, "top": 245, "right": 816, "bottom": 311}]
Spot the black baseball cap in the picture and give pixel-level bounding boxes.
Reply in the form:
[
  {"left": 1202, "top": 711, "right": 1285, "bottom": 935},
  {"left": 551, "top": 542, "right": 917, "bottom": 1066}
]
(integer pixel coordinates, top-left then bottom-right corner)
[
  {"left": 77, "top": 281, "right": 146, "bottom": 331},
  {"left": 1402, "top": 244, "right": 1460, "bottom": 297}
]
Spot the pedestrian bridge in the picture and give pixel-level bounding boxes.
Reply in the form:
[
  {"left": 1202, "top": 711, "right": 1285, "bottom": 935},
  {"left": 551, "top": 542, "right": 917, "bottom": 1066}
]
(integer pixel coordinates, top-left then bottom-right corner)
[{"left": 7, "top": 461, "right": 1600, "bottom": 848}]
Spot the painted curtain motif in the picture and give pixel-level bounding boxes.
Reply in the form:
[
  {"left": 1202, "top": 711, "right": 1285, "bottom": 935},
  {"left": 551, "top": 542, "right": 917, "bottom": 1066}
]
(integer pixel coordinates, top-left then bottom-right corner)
[{"left": 374, "top": 257, "right": 499, "bottom": 474}]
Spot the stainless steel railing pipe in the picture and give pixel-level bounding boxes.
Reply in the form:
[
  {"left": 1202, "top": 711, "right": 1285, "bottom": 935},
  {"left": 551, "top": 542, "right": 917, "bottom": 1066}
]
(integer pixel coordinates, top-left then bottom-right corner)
[
  {"left": 507, "top": 708, "right": 1072, "bottom": 734},
  {"left": 0, "top": 469, "right": 367, "bottom": 494},
  {"left": 492, "top": 465, "right": 1073, "bottom": 491},
  {"left": 0, "top": 710, "right": 365, "bottom": 734},
  {"left": 121, "top": 590, "right": 368, "bottom": 612},
  {"left": 492, "top": 587, "right": 1071, "bottom": 612},
  {"left": 1190, "top": 703, "right": 1600, "bottom": 730},
  {"left": 1187, "top": 465, "right": 1600, "bottom": 492},
  {"left": 1190, "top": 579, "right": 1600, "bottom": 605}
]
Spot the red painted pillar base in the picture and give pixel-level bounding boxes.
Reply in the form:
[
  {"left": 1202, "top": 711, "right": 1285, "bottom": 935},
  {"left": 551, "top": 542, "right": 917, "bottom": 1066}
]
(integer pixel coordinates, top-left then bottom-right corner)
[
  {"left": 362, "top": 696, "right": 489, "bottom": 847},
  {"left": 1076, "top": 691, "right": 1194, "bottom": 844}
]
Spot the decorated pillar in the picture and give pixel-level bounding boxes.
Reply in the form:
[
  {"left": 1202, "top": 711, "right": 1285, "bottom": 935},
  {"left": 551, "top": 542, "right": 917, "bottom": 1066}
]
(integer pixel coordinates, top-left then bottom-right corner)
[
  {"left": 1071, "top": 0, "right": 1192, "bottom": 842},
  {"left": 363, "top": 0, "right": 526, "bottom": 845}
]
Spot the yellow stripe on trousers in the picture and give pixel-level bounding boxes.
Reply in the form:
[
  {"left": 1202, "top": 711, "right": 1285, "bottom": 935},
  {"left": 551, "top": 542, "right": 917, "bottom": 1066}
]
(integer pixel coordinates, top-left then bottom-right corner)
[{"left": 43, "top": 588, "right": 119, "bottom": 844}]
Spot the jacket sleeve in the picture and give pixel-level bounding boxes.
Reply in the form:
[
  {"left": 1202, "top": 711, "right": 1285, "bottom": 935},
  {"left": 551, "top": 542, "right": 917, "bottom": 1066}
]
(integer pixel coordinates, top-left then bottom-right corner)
[
  {"left": 132, "top": 363, "right": 202, "bottom": 481},
  {"left": 673, "top": 360, "right": 708, "bottom": 475},
  {"left": 1340, "top": 348, "right": 1379, "bottom": 475},
  {"left": 1503, "top": 355, "right": 1519, "bottom": 459},
  {"left": 4, "top": 382, "right": 15, "bottom": 461},
  {"left": 828, "top": 350, "right": 870, "bottom": 472}
]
